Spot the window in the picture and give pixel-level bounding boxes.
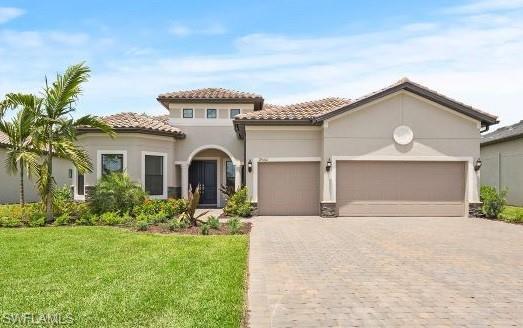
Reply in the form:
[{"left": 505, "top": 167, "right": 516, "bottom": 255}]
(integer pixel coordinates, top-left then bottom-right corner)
[
  {"left": 226, "top": 160, "right": 235, "bottom": 189},
  {"left": 206, "top": 108, "right": 217, "bottom": 119},
  {"left": 230, "top": 109, "right": 241, "bottom": 118},
  {"left": 101, "top": 154, "right": 124, "bottom": 176},
  {"left": 144, "top": 155, "right": 164, "bottom": 196},
  {"left": 77, "top": 173, "right": 85, "bottom": 195},
  {"left": 183, "top": 108, "right": 193, "bottom": 118}
]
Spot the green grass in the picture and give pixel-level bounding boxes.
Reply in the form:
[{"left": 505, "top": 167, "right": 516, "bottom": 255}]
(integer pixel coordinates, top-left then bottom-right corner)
[
  {"left": 0, "top": 227, "right": 249, "bottom": 327},
  {"left": 499, "top": 206, "right": 523, "bottom": 223}
]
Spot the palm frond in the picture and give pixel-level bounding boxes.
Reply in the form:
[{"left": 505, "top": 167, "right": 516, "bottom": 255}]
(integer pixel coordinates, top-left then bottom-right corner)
[
  {"left": 43, "top": 62, "right": 90, "bottom": 119},
  {"left": 74, "top": 115, "right": 115, "bottom": 137}
]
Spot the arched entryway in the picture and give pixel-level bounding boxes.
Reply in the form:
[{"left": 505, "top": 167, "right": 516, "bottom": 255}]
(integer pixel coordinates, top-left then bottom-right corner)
[{"left": 177, "top": 145, "right": 242, "bottom": 208}]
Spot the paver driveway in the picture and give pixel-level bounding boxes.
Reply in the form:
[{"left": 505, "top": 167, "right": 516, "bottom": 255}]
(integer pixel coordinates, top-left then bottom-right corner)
[{"left": 247, "top": 216, "right": 523, "bottom": 327}]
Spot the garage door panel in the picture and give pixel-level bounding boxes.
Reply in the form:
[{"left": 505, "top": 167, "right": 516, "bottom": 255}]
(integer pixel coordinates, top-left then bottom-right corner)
[
  {"left": 258, "top": 162, "right": 319, "bottom": 216},
  {"left": 337, "top": 161, "right": 466, "bottom": 217}
]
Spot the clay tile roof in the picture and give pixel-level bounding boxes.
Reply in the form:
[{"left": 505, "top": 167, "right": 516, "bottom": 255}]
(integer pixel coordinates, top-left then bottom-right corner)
[
  {"left": 236, "top": 97, "right": 352, "bottom": 120},
  {"left": 158, "top": 87, "right": 262, "bottom": 100},
  {"left": 481, "top": 120, "right": 523, "bottom": 146},
  {"left": 79, "top": 112, "right": 184, "bottom": 138}
]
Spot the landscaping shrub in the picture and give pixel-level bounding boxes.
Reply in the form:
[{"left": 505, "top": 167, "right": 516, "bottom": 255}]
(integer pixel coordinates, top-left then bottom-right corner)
[
  {"left": 52, "top": 185, "right": 74, "bottom": 216},
  {"left": 27, "top": 211, "right": 46, "bottom": 227},
  {"left": 0, "top": 204, "right": 46, "bottom": 227},
  {"left": 200, "top": 223, "right": 210, "bottom": 235},
  {"left": 480, "top": 185, "right": 507, "bottom": 218},
  {"left": 0, "top": 216, "right": 22, "bottom": 228},
  {"left": 54, "top": 213, "right": 73, "bottom": 226},
  {"left": 499, "top": 206, "right": 523, "bottom": 223},
  {"left": 135, "top": 220, "right": 149, "bottom": 231},
  {"left": 223, "top": 187, "right": 252, "bottom": 217},
  {"left": 92, "top": 211, "right": 131, "bottom": 226},
  {"left": 133, "top": 199, "right": 187, "bottom": 220},
  {"left": 207, "top": 216, "right": 220, "bottom": 229},
  {"left": 90, "top": 173, "right": 147, "bottom": 215},
  {"left": 227, "top": 217, "right": 242, "bottom": 235}
]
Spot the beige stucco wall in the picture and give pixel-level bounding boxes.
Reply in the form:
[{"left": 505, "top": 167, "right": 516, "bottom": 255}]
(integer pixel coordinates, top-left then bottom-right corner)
[
  {"left": 76, "top": 133, "right": 176, "bottom": 196},
  {"left": 323, "top": 92, "right": 480, "bottom": 158},
  {"left": 480, "top": 138, "right": 523, "bottom": 206},
  {"left": 245, "top": 127, "right": 322, "bottom": 198},
  {"left": 174, "top": 126, "right": 243, "bottom": 164},
  {"left": 0, "top": 148, "right": 72, "bottom": 204}
]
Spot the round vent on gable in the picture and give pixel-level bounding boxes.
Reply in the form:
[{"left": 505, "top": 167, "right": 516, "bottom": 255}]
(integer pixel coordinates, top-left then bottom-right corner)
[{"left": 393, "top": 125, "right": 414, "bottom": 145}]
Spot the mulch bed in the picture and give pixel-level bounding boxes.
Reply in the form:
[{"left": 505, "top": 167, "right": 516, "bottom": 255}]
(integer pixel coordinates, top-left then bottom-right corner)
[{"left": 139, "top": 222, "right": 252, "bottom": 235}]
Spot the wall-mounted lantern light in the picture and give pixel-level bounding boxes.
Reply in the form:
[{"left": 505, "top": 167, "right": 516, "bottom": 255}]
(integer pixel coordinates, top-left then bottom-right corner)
[
  {"left": 247, "top": 160, "right": 253, "bottom": 172},
  {"left": 474, "top": 158, "right": 482, "bottom": 171},
  {"left": 326, "top": 158, "right": 332, "bottom": 172}
]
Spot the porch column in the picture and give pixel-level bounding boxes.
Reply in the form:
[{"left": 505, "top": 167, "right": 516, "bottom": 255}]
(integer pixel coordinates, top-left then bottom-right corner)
[
  {"left": 181, "top": 163, "right": 189, "bottom": 199},
  {"left": 234, "top": 163, "right": 242, "bottom": 191}
]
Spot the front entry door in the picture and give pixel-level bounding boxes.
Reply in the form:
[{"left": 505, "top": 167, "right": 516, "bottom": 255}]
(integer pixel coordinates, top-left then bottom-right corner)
[{"left": 189, "top": 160, "right": 217, "bottom": 206}]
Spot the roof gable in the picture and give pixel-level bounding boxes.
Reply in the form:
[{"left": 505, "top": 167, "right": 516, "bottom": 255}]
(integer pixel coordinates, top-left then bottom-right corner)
[{"left": 313, "top": 78, "right": 498, "bottom": 126}]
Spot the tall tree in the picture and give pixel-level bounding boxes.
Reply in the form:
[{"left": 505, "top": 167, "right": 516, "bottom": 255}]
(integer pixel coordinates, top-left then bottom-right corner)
[
  {"left": 33, "top": 63, "right": 114, "bottom": 221},
  {"left": 0, "top": 94, "right": 41, "bottom": 213}
]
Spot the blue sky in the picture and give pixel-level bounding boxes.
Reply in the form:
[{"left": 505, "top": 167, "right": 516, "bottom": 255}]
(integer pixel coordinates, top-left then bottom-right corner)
[{"left": 1, "top": 0, "right": 522, "bottom": 125}]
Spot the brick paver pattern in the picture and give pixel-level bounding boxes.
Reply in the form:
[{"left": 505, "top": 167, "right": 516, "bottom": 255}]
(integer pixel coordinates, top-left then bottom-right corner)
[{"left": 248, "top": 216, "right": 523, "bottom": 327}]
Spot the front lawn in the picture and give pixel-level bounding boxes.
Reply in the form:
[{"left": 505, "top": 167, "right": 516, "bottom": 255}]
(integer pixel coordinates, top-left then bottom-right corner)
[
  {"left": 499, "top": 206, "right": 523, "bottom": 223},
  {"left": 0, "top": 227, "right": 248, "bottom": 327}
]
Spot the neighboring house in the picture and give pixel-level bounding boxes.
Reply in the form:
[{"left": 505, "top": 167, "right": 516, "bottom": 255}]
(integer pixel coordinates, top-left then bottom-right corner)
[
  {"left": 0, "top": 133, "right": 72, "bottom": 204},
  {"left": 72, "top": 78, "right": 497, "bottom": 217},
  {"left": 480, "top": 121, "right": 523, "bottom": 206}
]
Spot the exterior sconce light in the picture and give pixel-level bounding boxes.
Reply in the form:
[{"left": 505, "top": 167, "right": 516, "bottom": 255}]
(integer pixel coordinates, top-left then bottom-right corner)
[
  {"left": 247, "top": 160, "right": 253, "bottom": 172},
  {"left": 326, "top": 159, "right": 332, "bottom": 172},
  {"left": 474, "top": 158, "right": 482, "bottom": 171}
]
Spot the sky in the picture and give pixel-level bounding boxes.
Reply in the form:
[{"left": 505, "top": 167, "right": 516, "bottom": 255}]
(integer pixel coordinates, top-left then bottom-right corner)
[{"left": 0, "top": 0, "right": 522, "bottom": 126}]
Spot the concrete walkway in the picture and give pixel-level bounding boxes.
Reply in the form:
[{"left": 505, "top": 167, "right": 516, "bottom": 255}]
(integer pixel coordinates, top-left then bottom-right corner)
[{"left": 248, "top": 216, "right": 523, "bottom": 327}]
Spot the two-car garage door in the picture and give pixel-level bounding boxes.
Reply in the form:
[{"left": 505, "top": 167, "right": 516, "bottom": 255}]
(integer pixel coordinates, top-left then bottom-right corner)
[{"left": 336, "top": 161, "right": 466, "bottom": 217}]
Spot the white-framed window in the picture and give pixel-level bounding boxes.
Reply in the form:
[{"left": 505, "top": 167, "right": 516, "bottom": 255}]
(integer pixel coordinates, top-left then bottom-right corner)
[
  {"left": 230, "top": 109, "right": 241, "bottom": 118},
  {"left": 206, "top": 108, "right": 217, "bottom": 119},
  {"left": 183, "top": 108, "right": 193, "bottom": 118},
  {"left": 141, "top": 151, "right": 168, "bottom": 198},
  {"left": 97, "top": 150, "right": 127, "bottom": 180}
]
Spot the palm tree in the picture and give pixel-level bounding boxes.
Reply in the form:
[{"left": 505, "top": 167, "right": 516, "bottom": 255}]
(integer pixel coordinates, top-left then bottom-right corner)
[
  {"left": 0, "top": 94, "right": 41, "bottom": 213},
  {"left": 32, "top": 63, "right": 114, "bottom": 221}
]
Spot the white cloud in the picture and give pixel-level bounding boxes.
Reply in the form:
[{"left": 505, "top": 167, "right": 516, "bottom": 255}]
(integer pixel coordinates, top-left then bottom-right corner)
[
  {"left": 168, "top": 22, "right": 226, "bottom": 37},
  {"left": 446, "top": 0, "right": 523, "bottom": 14},
  {"left": 0, "top": 7, "right": 24, "bottom": 24}
]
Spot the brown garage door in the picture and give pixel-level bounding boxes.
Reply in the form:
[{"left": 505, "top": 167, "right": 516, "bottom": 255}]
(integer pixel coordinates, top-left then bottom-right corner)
[
  {"left": 337, "top": 161, "right": 466, "bottom": 217},
  {"left": 258, "top": 162, "right": 320, "bottom": 216}
]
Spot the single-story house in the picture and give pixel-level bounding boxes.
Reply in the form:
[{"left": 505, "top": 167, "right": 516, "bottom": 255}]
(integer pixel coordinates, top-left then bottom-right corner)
[
  {"left": 480, "top": 121, "right": 523, "bottom": 206},
  {"left": 1, "top": 78, "right": 499, "bottom": 217}
]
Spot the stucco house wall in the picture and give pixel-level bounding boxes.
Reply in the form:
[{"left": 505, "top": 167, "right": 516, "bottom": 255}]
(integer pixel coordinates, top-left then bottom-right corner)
[
  {"left": 0, "top": 148, "right": 72, "bottom": 204},
  {"left": 76, "top": 133, "right": 176, "bottom": 198},
  {"left": 245, "top": 127, "right": 322, "bottom": 197},
  {"left": 481, "top": 138, "right": 523, "bottom": 206}
]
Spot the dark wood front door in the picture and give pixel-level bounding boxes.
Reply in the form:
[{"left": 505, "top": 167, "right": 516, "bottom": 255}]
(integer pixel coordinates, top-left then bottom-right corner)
[{"left": 189, "top": 160, "right": 217, "bottom": 206}]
